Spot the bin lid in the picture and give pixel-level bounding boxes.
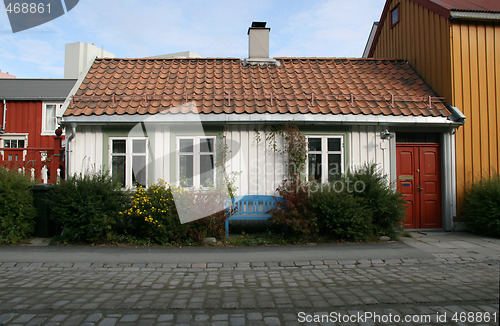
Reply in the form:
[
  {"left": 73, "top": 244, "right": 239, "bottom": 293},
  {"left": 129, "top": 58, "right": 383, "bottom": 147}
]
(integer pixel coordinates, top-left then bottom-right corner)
[{"left": 31, "top": 183, "right": 55, "bottom": 191}]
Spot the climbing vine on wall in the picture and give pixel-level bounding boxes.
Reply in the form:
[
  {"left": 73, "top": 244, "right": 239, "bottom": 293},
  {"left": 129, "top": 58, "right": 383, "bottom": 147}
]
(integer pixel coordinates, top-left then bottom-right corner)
[
  {"left": 255, "top": 124, "right": 307, "bottom": 182},
  {"left": 216, "top": 130, "right": 240, "bottom": 198}
]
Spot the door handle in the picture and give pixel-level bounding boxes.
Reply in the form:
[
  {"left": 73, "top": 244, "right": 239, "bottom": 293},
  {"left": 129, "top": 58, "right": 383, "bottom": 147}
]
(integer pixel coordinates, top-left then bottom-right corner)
[{"left": 417, "top": 185, "right": 423, "bottom": 193}]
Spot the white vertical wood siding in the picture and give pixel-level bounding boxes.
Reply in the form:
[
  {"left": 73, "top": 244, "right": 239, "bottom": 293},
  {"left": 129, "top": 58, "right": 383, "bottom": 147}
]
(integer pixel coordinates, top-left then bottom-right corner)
[
  {"left": 151, "top": 125, "right": 171, "bottom": 184},
  {"left": 69, "top": 124, "right": 392, "bottom": 193},
  {"left": 224, "top": 125, "right": 286, "bottom": 196},
  {"left": 69, "top": 126, "right": 103, "bottom": 176},
  {"left": 350, "top": 125, "right": 391, "bottom": 179}
]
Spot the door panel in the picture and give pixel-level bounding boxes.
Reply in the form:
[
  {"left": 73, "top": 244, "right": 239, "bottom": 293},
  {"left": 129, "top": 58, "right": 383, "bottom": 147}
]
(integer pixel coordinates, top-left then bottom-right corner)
[
  {"left": 396, "top": 144, "right": 442, "bottom": 229},
  {"left": 419, "top": 147, "right": 442, "bottom": 228},
  {"left": 396, "top": 146, "right": 417, "bottom": 228}
]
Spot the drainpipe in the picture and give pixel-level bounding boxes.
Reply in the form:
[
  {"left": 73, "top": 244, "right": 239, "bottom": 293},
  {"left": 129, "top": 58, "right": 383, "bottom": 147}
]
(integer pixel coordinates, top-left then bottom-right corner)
[
  {"left": 65, "top": 123, "right": 77, "bottom": 179},
  {"left": 2, "top": 99, "right": 6, "bottom": 132}
]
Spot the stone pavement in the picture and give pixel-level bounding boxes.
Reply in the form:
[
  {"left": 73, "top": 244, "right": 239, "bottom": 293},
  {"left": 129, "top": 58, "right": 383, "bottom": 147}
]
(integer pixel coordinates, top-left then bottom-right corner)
[{"left": 0, "top": 232, "right": 498, "bottom": 326}]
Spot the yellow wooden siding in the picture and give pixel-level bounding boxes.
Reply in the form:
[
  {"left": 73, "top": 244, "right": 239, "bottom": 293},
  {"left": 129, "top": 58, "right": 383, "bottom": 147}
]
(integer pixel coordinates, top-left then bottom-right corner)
[
  {"left": 451, "top": 22, "right": 500, "bottom": 206},
  {"left": 372, "top": 0, "right": 452, "bottom": 101}
]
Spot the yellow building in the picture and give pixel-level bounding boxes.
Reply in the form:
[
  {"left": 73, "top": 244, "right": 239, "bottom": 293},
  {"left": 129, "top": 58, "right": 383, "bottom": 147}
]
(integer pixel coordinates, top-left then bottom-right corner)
[{"left": 367, "top": 0, "right": 500, "bottom": 215}]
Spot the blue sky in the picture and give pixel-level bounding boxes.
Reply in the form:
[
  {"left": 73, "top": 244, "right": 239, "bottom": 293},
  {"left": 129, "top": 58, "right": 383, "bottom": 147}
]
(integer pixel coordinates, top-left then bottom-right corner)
[{"left": 0, "top": 0, "right": 386, "bottom": 78}]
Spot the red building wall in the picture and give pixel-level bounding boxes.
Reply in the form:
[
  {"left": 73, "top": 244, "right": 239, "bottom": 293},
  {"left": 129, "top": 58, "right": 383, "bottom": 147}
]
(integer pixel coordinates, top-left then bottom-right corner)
[{"left": 0, "top": 100, "right": 64, "bottom": 183}]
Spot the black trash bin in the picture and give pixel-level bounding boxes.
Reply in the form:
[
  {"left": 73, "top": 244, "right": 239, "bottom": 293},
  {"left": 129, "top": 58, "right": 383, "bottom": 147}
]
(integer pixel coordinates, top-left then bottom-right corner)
[{"left": 31, "top": 183, "right": 56, "bottom": 238}]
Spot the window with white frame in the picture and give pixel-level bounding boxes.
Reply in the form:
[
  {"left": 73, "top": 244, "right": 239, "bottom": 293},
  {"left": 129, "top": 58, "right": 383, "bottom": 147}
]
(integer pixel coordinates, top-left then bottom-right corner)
[
  {"left": 42, "top": 103, "right": 63, "bottom": 135},
  {"left": 177, "top": 136, "right": 216, "bottom": 188},
  {"left": 2, "top": 134, "right": 28, "bottom": 148},
  {"left": 3, "top": 138, "right": 26, "bottom": 148},
  {"left": 307, "top": 136, "right": 344, "bottom": 183},
  {"left": 110, "top": 138, "right": 148, "bottom": 188}
]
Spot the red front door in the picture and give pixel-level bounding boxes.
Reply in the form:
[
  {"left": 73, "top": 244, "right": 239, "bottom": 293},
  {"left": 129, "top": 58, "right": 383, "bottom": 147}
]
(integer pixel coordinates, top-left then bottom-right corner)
[{"left": 396, "top": 145, "right": 442, "bottom": 229}]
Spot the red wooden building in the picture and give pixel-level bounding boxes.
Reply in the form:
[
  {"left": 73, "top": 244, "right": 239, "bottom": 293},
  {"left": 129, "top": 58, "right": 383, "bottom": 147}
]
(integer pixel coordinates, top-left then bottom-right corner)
[{"left": 0, "top": 79, "right": 76, "bottom": 183}]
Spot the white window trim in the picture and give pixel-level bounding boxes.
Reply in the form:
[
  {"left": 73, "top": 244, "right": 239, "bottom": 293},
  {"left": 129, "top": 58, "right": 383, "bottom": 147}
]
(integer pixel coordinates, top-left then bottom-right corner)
[
  {"left": 176, "top": 136, "right": 216, "bottom": 189},
  {"left": 109, "top": 137, "right": 149, "bottom": 189},
  {"left": 306, "top": 135, "right": 344, "bottom": 183},
  {"left": 0, "top": 133, "right": 28, "bottom": 161},
  {"left": 1, "top": 133, "right": 28, "bottom": 148},
  {"left": 42, "top": 102, "right": 64, "bottom": 136}
]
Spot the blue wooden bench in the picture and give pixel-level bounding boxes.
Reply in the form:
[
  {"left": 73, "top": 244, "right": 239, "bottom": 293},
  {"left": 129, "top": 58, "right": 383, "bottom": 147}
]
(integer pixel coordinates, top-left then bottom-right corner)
[{"left": 225, "top": 195, "right": 285, "bottom": 236}]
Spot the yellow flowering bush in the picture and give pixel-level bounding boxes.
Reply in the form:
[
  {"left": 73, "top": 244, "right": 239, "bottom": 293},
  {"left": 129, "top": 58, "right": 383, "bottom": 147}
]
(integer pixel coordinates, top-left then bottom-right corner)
[
  {"left": 120, "top": 180, "right": 184, "bottom": 243},
  {"left": 120, "top": 180, "right": 226, "bottom": 244}
]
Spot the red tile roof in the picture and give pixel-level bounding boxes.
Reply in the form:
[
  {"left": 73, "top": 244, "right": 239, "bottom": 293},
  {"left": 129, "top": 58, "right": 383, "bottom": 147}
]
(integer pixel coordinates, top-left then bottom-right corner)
[{"left": 65, "top": 58, "right": 450, "bottom": 118}]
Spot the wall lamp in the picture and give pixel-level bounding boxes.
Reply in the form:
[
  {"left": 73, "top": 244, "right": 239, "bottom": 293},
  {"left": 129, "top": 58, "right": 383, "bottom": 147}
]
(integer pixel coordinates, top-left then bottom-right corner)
[{"left": 380, "top": 129, "right": 395, "bottom": 140}]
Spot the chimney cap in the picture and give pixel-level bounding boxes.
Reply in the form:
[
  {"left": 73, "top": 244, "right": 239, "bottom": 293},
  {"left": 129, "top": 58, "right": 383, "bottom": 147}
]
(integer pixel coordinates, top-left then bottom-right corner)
[
  {"left": 251, "top": 21, "right": 267, "bottom": 28},
  {"left": 248, "top": 21, "right": 270, "bottom": 35}
]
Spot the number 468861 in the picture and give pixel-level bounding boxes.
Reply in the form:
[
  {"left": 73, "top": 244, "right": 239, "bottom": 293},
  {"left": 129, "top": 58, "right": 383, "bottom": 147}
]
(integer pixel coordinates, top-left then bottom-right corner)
[
  {"left": 452, "top": 312, "right": 497, "bottom": 323},
  {"left": 5, "top": 2, "right": 51, "bottom": 14}
]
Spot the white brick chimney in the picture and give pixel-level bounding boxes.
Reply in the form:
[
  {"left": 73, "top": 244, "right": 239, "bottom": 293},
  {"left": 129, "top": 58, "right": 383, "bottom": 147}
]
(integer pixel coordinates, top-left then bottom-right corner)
[{"left": 246, "top": 22, "right": 277, "bottom": 65}]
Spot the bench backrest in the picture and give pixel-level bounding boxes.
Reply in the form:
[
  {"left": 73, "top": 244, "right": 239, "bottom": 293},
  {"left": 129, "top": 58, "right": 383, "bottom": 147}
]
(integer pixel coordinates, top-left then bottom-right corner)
[{"left": 229, "top": 195, "right": 284, "bottom": 216}]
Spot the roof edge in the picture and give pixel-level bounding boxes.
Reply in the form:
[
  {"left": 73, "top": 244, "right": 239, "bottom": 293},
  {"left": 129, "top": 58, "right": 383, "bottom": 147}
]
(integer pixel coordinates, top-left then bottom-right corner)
[
  {"left": 450, "top": 10, "right": 500, "bottom": 21},
  {"left": 61, "top": 112, "right": 459, "bottom": 126},
  {"left": 368, "top": 0, "right": 395, "bottom": 58},
  {"left": 0, "top": 97, "right": 68, "bottom": 101}
]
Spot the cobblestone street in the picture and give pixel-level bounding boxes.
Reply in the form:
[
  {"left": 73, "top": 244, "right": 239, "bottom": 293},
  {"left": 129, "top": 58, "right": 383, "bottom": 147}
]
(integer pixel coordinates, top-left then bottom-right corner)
[{"left": 0, "top": 233, "right": 498, "bottom": 325}]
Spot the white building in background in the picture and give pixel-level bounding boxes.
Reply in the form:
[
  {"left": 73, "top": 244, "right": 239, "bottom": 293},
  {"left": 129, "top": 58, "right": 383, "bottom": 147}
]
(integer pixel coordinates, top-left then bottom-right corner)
[
  {"left": 64, "top": 42, "right": 116, "bottom": 79},
  {"left": 147, "top": 51, "right": 202, "bottom": 59}
]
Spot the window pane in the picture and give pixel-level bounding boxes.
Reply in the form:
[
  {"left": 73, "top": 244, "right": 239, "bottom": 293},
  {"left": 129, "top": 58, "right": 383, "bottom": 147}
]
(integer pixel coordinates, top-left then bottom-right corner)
[
  {"left": 132, "top": 139, "right": 146, "bottom": 153},
  {"left": 200, "top": 138, "right": 214, "bottom": 153},
  {"left": 112, "top": 140, "right": 126, "bottom": 153},
  {"left": 112, "top": 156, "right": 126, "bottom": 187},
  {"left": 328, "top": 138, "right": 341, "bottom": 152},
  {"left": 308, "top": 138, "right": 322, "bottom": 151},
  {"left": 328, "top": 154, "right": 342, "bottom": 181},
  {"left": 18, "top": 140, "right": 25, "bottom": 148},
  {"left": 200, "top": 154, "right": 215, "bottom": 187},
  {"left": 179, "top": 154, "right": 193, "bottom": 187},
  {"left": 308, "top": 154, "right": 322, "bottom": 182},
  {"left": 132, "top": 156, "right": 147, "bottom": 187},
  {"left": 45, "top": 105, "right": 56, "bottom": 130},
  {"left": 4, "top": 140, "right": 10, "bottom": 148},
  {"left": 179, "top": 139, "right": 194, "bottom": 153},
  {"left": 392, "top": 7, "right": 399, "bottom": 25}
]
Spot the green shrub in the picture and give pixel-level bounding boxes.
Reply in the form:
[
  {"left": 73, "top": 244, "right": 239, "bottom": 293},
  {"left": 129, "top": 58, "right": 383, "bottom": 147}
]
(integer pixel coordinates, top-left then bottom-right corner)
[
  {"left": 49, "top": 173, "right": 128, "bottom": 243},
  {"left": 311, "top": 186, "right": 373, "bottom": 241},
  {"left": 0, "top": 168, "right": 36, "bottom": 244},
  {"left": 348, "top": 164, "right": 407, "bottom": 238},
  {"left": 463, "top": 175, "right": 500, "bottom": 237},
  {"left": 271, "top": 180, "right": 318, "bottom": 239},
  {"left": 121, "top": 181, "right": 226, "bottom": 245},
  {"left": 271, "top": 163, "right": 406, "bottom": 242}
]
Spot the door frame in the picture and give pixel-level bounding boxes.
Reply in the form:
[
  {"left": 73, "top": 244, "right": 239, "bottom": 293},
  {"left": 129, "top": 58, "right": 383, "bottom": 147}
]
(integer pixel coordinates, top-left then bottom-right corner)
[
  {"left": 389, "top": 130, "right": 457, "bottom": 231},
  {"left": 396, "top": 143, "right": 442, "bottom": 229}
]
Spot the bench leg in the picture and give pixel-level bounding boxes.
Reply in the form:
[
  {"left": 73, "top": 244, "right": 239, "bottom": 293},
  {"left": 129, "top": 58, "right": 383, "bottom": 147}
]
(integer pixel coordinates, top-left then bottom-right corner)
[{"left": 225, "top": 219, "right": 229, "bottom": 237}]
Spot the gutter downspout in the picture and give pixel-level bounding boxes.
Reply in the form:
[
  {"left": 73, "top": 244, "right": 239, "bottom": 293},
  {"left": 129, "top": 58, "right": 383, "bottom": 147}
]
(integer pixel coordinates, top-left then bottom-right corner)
[
  {"left": 65, "top": 123, "right": 77, "bottom": 179},
  {"left": 2, "top": 100, "right": 6, "bottom": 132}
]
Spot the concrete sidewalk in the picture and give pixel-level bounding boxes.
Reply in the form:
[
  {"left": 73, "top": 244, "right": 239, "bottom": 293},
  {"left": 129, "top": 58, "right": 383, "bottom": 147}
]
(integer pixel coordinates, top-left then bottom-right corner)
[
  {"left": 2, "top": 232, "right": 498, "bottom": 265},
  {"left": 0, "top": 232, "right": 498, "bottom": 326}
]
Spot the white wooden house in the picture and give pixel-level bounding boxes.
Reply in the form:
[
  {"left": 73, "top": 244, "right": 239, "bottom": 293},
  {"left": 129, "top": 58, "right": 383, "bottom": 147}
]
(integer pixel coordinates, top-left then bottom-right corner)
[{"left": 61, "top": 23, "right": 464, "bottom": 230}]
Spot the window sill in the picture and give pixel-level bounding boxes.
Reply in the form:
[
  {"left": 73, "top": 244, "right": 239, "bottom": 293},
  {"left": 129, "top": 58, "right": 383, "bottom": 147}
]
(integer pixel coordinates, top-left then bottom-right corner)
[{"left": 41, "top": 131, "right": 65, "bottom": 137}]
